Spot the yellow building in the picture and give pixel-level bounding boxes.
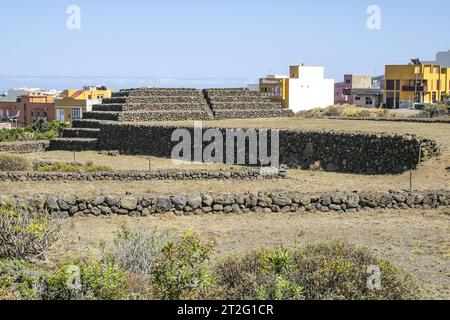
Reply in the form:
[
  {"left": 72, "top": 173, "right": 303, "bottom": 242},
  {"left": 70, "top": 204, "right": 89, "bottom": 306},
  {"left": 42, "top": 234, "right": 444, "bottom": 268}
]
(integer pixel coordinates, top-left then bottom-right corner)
[
  {"left": 55, "top": 86, "right": 114, "bottom": 124},
  {"left": 385, "top": 61, "right": 450, "bottom": 108}
]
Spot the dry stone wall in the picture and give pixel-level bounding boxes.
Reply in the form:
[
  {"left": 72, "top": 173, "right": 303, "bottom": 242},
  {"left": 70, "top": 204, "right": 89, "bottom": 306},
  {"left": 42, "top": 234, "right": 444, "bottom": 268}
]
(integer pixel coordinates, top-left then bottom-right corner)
[
  {"left": 2, "top": 190, "right": 449, "bottom": 218},
  {"left": 0, "top": 168, "right": 285, "bottom": 182},
  {"left": 0, "top": 141, "right": 49, "bottom": 154},
  {"left": 95, "top": 122, "right": 443, "bottom": 174}
]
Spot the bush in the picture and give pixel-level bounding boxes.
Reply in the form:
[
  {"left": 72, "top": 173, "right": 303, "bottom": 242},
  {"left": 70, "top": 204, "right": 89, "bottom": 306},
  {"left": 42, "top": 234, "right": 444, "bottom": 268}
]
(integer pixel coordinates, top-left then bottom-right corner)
[
  {"left": 0, "top": 153, "right": 33, "bottom": 171},
  {"left": 215, "top": 242, "right": 424, "bottom": 300},
  {"left": 105, "top": 227, "right": 167, "bottom": 277},
  {"left": 36, "top": 162, "right": 113, "bottom": 173},
  {"left": 30, "top": 119, "right": 51, "bottom": 133},
  {"left": 0, "top": 259, "right": 43, "bottom": 300},
  {"left": 43, "top": 258, "right": 129, "bottom": 300},
  {"left": 0, "top": 203, "right": 61, "bottom": 261},
  {"left": 151, "top": 230, "right": 216, "bottom": 300},
  {"left": 413, "top": 103, "right": 449, "bottom": 118}
]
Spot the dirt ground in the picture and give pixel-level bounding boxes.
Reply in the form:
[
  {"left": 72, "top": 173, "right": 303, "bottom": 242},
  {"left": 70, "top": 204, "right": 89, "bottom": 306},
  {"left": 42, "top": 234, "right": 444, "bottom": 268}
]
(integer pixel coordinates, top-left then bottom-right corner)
[{"left": 52, "top": 208, "right": 450, "bottom": 300}]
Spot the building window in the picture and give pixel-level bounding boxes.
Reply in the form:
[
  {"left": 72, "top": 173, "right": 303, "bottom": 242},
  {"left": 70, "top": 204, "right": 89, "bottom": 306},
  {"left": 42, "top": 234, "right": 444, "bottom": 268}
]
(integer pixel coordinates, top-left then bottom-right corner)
[
  {"left": 345, "top": 79, "right": 351, "bottom": 84},
  {"left": 365, "top": 97, "right": 373, "bottom": 105},
  {"left": 355, "top": 96, "right": 361, "bottom": 101},
  {"left": 72, "top": 108, "right": 82, "bottom": 120},
  {"left": 56, "top": 110, "right": 65, "bottom": 121},
  {"left": 386, "top": 80, "right": 395, "bottom": 90}
]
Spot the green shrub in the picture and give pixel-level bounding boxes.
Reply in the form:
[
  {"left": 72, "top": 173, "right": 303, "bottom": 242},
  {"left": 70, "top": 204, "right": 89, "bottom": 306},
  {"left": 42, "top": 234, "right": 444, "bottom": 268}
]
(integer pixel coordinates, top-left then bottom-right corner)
[
  {"left": 215, "top": 242, "right": 424, "bottom": 300},
  {"left": 30, "top": 119, "right": 51, "bottom": 133},
  {"left": 36, "top": 162, "right": 113, "bottom": 173},
  {"left": 0, "top": 153, "right": 33, "bottom": 171},
  {"left": 0, "top": 259, "right": 43, "bottom": 300},
  {"left": 151, "top": 230, "right": 216, "bottom": 300},
  {"left": 43, "top": 258, "right": 129, "bottom": 300},
  {"left": 0, "top": 203, "right": 61, "bottom": 261},
  {"left": 0, "top": 120, "right": 68, "bottom": 143}
]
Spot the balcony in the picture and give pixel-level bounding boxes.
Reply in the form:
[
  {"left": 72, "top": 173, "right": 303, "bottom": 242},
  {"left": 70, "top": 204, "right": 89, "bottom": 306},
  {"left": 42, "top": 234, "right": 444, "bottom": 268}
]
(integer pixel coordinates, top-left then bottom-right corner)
[{"left": 402, "top": 85, "right": 428, "bottom": 92}]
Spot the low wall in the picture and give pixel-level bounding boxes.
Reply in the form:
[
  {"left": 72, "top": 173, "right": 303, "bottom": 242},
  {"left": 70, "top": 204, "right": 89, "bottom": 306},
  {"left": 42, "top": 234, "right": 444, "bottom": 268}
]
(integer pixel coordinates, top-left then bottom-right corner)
[
  {"left": 0, "top": 168, "right": 285, "bottom": 182},
  {"left": 2, "top": 190, "right": 449, "bottom": 218},
  {"left": 95, "top": 123, "right": 443, "bottom": 174},
  {"left": 0, "top": 140, "right": 49, "bottom": 154}
]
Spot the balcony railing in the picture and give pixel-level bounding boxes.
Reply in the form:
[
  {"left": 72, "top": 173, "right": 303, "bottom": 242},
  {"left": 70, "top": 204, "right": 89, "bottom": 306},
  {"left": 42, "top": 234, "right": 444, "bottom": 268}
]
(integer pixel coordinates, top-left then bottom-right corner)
[{"left": 402, "top": 85, "right": 428, "bottom": 92}]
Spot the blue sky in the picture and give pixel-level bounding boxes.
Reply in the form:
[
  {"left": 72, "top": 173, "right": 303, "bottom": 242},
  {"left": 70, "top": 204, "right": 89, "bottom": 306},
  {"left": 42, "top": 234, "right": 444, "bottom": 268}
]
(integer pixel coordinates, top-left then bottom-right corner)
[{"left": 1, "top": 0, "right": 450, "bottom": 89}]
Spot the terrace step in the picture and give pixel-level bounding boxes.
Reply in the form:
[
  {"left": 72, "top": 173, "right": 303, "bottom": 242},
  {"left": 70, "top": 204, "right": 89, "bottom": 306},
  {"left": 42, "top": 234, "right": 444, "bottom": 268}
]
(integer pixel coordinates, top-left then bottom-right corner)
[
  {"left": 103, "top": 96, "right": 206, "bottom": 104},
  {"left": 48, "top": 138, "right": 98, "bottom": 151},
  {"left": 72, "top": 119, "right": 102, "bottom": 129},
  {"left": 83, "top": 110, "right": 213, "bottom": 122},
  {"left": 62, "top": 128, "right": 100, "bottom": 139},
  {"left": 112, "top": 88, "right": 204, "bottom": 98},
  {"left": 209, "top": 102, "right": 279, "bottom": 110},
  {"left": 212, "top": 109, "right": 294, "bottom": 120},
  {"left": 92, "top": 103, "right": 209, "bottom": 112}
]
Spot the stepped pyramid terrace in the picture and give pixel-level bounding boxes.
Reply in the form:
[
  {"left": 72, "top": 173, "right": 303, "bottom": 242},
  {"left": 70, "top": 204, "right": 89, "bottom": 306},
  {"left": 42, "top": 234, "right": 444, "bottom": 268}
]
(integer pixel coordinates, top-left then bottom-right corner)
[{"left": 49, "top": 87, "right": 294, "bottom": 151}]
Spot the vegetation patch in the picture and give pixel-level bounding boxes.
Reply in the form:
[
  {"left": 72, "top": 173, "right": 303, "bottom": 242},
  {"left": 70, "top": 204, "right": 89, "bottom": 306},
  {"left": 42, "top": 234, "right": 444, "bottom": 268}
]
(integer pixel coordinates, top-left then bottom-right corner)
[
  {"left": 0, "top": 119, "right": 68, "bottom": 143},
  {"left": 0, "top": 203, "right": 427, "bottom": 301},
  {"left": 0, "top": 153, "right": 33, "bottom": 171},
  {"left": 296, "top": 105, "right": 398, "bottom": 119},
  {"left": 36, "top": 162, "right": 113, "bottom": 173},
  {"left": 215, "top": 242, "right": 424, "bottom": 300},
  {"left": 0, "top": 202, "right": 61, "bottom": 261}
]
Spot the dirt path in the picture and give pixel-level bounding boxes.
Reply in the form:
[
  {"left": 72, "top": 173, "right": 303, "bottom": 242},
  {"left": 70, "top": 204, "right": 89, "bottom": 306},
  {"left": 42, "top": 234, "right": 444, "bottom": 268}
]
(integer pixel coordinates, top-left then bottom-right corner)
[{"left": 54, "top": 208, "right": 450, "bottom": 300}]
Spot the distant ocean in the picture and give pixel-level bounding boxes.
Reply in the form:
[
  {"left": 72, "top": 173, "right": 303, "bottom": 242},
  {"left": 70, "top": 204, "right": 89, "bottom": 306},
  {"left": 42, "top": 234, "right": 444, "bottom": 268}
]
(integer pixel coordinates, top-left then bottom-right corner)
[{"left": 0, "top": 76, "right": 254, "bottom": 92}]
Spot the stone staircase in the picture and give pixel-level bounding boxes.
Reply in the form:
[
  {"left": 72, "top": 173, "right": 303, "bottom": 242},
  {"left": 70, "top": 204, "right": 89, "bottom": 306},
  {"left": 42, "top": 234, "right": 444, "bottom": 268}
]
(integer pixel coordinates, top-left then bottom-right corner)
[
  {"left": 48, "top": 87, "right": 293, "bottom": 151},
  {"left": 47, "top": 120, "right": 102, "bottom": 151},
  {"left": 84, "top": 88, "right": 213, "bottom": 122},
  {"left": 203, "top": 88, "right": 294, "bottom": 119}
]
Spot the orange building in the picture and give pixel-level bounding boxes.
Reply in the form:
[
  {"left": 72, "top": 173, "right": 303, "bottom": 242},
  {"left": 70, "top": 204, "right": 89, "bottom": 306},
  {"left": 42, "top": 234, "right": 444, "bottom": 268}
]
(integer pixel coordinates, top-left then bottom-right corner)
[{"left": 0, "top": 94, "right": 56, "bottom": 127}]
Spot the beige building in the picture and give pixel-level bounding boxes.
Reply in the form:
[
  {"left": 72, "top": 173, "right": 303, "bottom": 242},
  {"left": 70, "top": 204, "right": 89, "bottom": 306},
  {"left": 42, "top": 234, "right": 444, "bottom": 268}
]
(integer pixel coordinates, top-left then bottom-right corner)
[{"left": 55, "top": 86, "right": 114, "bottom": 124}]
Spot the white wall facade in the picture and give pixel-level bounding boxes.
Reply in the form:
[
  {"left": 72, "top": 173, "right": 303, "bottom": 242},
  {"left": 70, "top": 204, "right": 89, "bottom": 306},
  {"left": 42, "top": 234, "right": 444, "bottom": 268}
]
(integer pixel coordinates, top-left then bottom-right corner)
[
  {"left": 0, "top": 88, "right": 60, "bottom": 102},
  {"left": 287, "top": 67, "right": 334, "bottom": 112}
]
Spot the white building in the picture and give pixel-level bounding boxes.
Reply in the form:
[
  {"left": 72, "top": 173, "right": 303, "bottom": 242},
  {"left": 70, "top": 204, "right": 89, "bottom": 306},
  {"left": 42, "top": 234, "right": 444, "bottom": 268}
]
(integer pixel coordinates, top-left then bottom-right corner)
[
  {"left": 258, "top": 65, "right": 334, "bottom": 112},
  {"left": 0, "top": 88, "right": 60, "bottom": 102},
  {"left": 287, "top": 65, "right": 334, "bottom": 112}
]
